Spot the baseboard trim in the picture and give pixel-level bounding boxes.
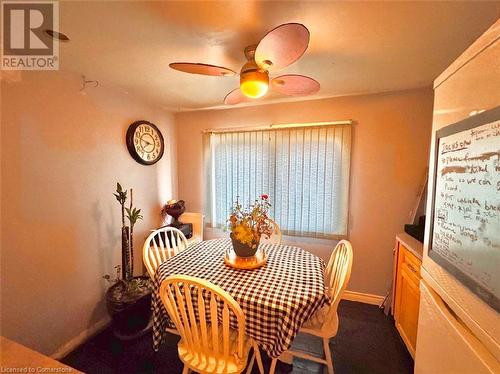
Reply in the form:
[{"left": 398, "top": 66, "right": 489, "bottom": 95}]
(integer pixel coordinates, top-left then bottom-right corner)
[
  {"left": 51, "top": 316, "right": 110, "bottom": 360},
  {"left": 49, "top": 292, "right": 383, "bottom": 359},
  {"left": 342, "top": 290, "right": 385, "bottom": 306}
]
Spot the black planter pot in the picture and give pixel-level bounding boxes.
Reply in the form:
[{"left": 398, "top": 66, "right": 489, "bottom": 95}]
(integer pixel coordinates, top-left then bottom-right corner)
[
  {"left": 230, "top": 234, "right": 259, "bottom": 257},
  {"left": 105, "top": 276, "right": 153, "bottom": 340}
]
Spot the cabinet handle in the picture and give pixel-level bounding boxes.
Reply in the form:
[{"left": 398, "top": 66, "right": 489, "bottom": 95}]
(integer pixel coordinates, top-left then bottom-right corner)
[{"left": 406, "top": 263, "right": 418, "bottom": 274}]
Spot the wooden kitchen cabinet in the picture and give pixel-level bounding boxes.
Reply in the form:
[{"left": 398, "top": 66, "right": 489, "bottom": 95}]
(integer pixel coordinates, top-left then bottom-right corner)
[{"left": 393, "top": 233, "right": 423, "bottom": 358}]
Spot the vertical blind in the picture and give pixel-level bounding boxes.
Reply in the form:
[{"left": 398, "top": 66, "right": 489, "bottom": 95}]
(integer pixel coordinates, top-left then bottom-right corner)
[{"left": 205, "top": 125, "right": 351, "bottom": 238}]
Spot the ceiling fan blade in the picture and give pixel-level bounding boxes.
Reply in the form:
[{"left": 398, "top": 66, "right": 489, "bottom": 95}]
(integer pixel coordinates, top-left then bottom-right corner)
[
  {"left": 255, "top": 23, "right": 310, "bottom": 71},
  {"left": 271, "top": 75, "right": 320, "bottom": 96},
  {"left": 169, "top": 62, "right": 236, "bottom": 77},
  {"left": 224, "top": 88, "right": 249, "bottom": 105}
]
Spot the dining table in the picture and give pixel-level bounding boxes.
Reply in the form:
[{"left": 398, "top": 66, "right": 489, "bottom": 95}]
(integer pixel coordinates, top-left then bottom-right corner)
[{"left": 151, "top": 238, "right": 330, "bottom": 359}]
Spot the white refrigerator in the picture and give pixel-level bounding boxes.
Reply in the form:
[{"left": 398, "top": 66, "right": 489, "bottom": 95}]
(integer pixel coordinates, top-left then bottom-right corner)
[{"left": 414, "top": 20, "right": 500, "bottom": 374}]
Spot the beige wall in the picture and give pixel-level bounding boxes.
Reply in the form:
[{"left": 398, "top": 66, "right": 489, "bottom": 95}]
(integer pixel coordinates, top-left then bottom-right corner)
[
  {"left": 0, "top": 71, "right": 177, "bottom": 356},
  {"left": 175, "top": 88, "right": 433, "bottom": 296}
]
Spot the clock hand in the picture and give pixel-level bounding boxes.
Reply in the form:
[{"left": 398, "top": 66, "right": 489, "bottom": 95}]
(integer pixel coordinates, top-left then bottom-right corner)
[{"left": 141, "top": 138, "right": 153, "bottom": 147}]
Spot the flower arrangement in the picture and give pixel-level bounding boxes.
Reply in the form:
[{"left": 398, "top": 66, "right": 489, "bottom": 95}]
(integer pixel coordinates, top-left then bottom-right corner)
[{"left": 228, "top": 194, "right": 273, "bottom": 251}]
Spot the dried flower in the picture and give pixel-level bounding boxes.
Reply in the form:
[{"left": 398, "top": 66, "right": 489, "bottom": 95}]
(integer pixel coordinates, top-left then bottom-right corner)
[{"left": 228, "top": 195, "right": 273, "bottom": 245}]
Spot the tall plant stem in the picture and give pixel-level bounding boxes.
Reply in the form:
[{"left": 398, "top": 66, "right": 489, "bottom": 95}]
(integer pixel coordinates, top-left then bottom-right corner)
[
  {"left": 129, "top": 188, "right": 134, "bottom": 278},
  {"left": 121, "top": 193, "right": 127, "bottom": 280},
  {"left": 121, "top": 226, "right": 130, "bottom": 280},
  {"left": 121, "top": 196, "right": 126, "bottom": 279}
]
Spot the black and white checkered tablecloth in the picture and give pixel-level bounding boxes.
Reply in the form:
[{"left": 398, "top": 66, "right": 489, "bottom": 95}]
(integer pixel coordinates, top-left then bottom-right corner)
[{"left": 151, "top": 238, "right": 329, "bottom": 358}]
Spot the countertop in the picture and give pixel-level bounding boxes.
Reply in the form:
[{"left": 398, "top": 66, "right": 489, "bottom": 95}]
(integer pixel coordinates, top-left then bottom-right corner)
[
  {"left": 1, "top": 336, "right": 82, "bottom": 372},
  {"left": 396, "top": 232, "right": 424, "bottom": 260}
]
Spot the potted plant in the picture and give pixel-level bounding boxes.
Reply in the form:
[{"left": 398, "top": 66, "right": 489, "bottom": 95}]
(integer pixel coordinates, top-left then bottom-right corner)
[
  {"left": 228, "top": 194, "right": 273, "bottom": 257},
  {"left": 103, "top": 183, "right": 153, "bottom": 340}
]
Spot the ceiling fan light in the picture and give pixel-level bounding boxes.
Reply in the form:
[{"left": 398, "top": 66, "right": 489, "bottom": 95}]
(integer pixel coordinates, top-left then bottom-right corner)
[
  {"left": 241, "top": 80, "right": 268, "bottom": 98},
  {"left": 240, "top": 70, "right": 269, "bottom": 99}
]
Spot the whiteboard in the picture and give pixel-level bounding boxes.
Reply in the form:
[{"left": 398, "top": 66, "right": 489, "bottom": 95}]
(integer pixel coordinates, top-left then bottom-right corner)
[{"left": 429, "top": 106, "right": 500, "bottom": 312}]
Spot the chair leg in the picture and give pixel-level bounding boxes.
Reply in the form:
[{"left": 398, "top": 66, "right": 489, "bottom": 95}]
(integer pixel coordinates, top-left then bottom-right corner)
[
  {"left": 323, "top": 338, "right": 334, "bottom": 374},
  {"left": 246, "top": 351, "right": 256, "bottom": 374},
  {"left": 253, "top": 343, "right": 265, "bottom": 374},
  {"left": 269, "top": 358, "right": 277, "bottom": 374},
  {"left": 182, "top": 365, "right": 190, "bottom": 374}
]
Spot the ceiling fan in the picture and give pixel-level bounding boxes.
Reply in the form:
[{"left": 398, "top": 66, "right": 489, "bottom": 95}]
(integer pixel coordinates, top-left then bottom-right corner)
[{"left": 169, "top": 23, "right": 320, "bottom": 105}]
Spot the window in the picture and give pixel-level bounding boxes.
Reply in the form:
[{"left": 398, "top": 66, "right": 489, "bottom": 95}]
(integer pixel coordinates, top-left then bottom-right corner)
[{"left": 205, "top": 124, "right": 351, "bottom": 238}]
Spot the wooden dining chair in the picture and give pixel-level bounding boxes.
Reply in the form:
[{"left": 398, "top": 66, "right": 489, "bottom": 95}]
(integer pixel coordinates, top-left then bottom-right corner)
[
  {"left": 143, "top": 227, "right": 189, "bottom": 279},
  {"left": 160, "top": 275, "right": 264, "bottom": 374},
  {"left": 260, "top": 219, "right": 282, "bottom": 246},
  {"left": 270, "top": 240, "right": 353, "bottom": 374}
]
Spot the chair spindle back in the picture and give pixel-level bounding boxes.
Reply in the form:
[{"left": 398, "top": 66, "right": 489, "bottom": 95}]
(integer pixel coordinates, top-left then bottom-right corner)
[
  {"left": 260, "top": 219, "right": 282, "bottom": 246},
  {"left": 143, "top": 227, "right": 188, "bottom": 278},
  {"left": 323, "top": 240, "right": 353, "bottom": 332},
  {"left": 160, "top": 275, "right": 246, "bottom": 366}
]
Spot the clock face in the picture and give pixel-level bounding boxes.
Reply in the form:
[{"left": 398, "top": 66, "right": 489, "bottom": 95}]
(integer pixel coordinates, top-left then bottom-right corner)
[{"left": 126, "top": 121, "right": 165, "bottom": 165}]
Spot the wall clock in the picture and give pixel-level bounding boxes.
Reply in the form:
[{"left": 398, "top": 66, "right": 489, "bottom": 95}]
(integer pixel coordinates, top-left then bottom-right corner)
[{"left": 126, "top": 120, "right": 165, "bottom": 165}]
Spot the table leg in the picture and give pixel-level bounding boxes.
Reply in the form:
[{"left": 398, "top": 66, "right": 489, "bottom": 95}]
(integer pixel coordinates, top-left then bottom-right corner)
[{"left": 269, "top": 358, "right": 277, "bottom": 374}]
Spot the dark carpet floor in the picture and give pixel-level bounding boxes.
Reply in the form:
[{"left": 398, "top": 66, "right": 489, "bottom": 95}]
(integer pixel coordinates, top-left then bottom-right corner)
[{"left": 62, "top": 300, "right": 413, "bottom": 374}]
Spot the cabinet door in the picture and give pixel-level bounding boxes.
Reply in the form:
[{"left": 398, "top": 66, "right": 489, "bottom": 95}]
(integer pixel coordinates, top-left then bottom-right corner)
[
  {"left": 415, "top": 281, "right": 500, "bottom": 374},
  {"left": 395, "top": 263, "right": 421, "bottom": 357}
]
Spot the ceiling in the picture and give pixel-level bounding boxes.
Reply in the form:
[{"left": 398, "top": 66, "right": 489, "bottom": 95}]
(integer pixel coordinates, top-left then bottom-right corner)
[{"left": 58, "top": 1, "right": 500, "bottom": 111}]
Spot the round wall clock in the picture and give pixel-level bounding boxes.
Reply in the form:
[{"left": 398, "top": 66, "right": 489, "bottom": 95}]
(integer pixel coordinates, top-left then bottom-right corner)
[{"left": 126, "top": 120, "right": 165, "bottom": 165}]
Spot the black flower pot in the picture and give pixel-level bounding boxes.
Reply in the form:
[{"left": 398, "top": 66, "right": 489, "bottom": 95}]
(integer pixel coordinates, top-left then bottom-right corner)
[
  {"left": 105, "top": 276, "right": 152, "bottom": 340},
  {"left": 230, "top": 234, "right": 259, "bottom": 257}
]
